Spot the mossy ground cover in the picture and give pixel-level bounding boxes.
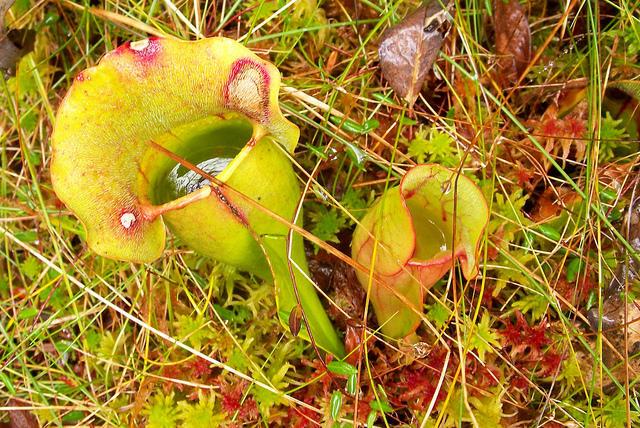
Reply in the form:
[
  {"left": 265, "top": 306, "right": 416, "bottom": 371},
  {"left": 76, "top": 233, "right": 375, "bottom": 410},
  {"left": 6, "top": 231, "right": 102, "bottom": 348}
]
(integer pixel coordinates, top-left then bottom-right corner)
[{"left": 1, "top": 0, "right": 640, "bottom": 426}]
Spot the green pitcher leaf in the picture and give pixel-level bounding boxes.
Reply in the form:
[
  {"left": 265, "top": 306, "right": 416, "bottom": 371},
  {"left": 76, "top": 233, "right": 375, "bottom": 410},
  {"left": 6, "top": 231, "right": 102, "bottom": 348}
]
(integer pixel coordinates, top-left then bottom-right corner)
[
  {"left": 52, "top": 37, "right": 298, "bottom": 262},
  {"left": 352, "top": 164, "right": 489, "bottom": 338},
  {"left": 51, "top": 37, "right": 344, "bottom": 357}
]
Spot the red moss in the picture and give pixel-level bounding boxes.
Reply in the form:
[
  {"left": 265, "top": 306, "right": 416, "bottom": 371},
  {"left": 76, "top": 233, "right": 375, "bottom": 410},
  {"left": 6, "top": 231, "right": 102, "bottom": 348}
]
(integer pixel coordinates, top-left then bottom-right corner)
[
  {"left": 287, "top": 397, "right": 320, "bottom": 428},
  {"left": 189, "top": 357, "right": 212, "bottom": 378},
  {"left": 218, "top": 379, "right": 259, "bottom": 421},
  {"left": 516, "top": 167, "right": 534, "bottom": 188},
  {"left": 540, "top": 118, "right": 563, "bottom": 137},
  {"left": 501, "top": 318, "right": 524, "bottom": 347},
  {"left": 471, "top": 282, "right": 496, "bottom": 308},
  {"left": 161, "top": 365, "right": 186, "bottom": 393},
  {"left": 466, "top": 354, "right": 501, "bottom": 390},
  {"left": 538, "top": 351, "right": 563, "bottom": 377},
  {"left": 500, "top": 311, "right": 549, "bottom": 357},
  {"left": 60, "top": 376, "right": 77, "bottom": 387},
  {"left": 510, "top": 372, "right": 530, "bottom": 390},
  {"left": 393, "top": 365, "right": 445, "bottom": 411},
  {"left": 302, "top": 357, "right": 333, "bottom": 397},
  {"left": 564, "top": 117, "right": 586, "bottom": 138},
  {"left": 390, "top": 347, "right": 449, "bottom": 411},
  {"left": 555, "top": 273, "right": 596, "bottom": 307},
  {"left": 527, "top": 320, "right": 550, "bottom": 353}
]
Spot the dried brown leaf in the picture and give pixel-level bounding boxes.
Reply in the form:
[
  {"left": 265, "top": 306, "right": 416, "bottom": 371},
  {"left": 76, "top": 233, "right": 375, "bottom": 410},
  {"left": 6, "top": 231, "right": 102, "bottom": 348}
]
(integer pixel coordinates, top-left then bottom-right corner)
[
  {"left": 0, "top": 0, "right": 11, "bottom": 27},
  {"left": 6, "top": 400, "right": 38, "bottom": 428},
  {"left": 0, "top": 0, "right": 34, "bottom": 76},
  {"left": 378, "top": 1, "right": 448, "bottom": 105},
  {"left": 493, "top": 0, "right": 531, "bottom": 84},
  {"left": 288, "top": 304, "right": 303, "bottom": 337}
]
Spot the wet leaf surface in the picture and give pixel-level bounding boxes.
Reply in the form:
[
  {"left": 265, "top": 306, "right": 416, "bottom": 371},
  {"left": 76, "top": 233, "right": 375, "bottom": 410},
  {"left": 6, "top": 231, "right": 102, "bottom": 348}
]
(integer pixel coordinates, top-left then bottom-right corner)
[
  {"left": 493, "top": 0, "right": 531, "bottom": 84},
  {"left": 378, "top": 1, "right": 448, "bottom": 105}
]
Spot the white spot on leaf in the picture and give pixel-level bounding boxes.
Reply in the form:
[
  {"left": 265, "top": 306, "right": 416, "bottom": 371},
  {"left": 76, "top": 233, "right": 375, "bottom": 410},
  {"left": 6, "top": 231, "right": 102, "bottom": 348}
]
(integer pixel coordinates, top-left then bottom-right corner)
[
  {"left": 130, "top": 39, "right": 150, "bottom": 51},
  {"left": 120, "top": 212, "right": 136, "bottom": 229}
]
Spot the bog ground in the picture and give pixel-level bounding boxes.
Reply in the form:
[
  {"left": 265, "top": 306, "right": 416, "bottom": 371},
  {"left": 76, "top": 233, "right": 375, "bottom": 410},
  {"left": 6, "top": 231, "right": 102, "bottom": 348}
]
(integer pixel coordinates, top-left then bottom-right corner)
[{"left": 1, "top": 1, "right": 640, "bottom": 427}]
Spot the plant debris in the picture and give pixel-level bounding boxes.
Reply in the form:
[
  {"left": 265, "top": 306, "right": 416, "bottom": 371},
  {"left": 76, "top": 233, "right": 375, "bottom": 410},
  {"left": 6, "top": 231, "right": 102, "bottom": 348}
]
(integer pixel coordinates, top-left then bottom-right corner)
[
  {"left": 587, "top": 180, "right": 640, "bottom": 367},
  {"left": 0, "top": 0, "right": 34, "bottom": 76},
  {"left": 1, "top": 400, "right": 39, "bottom": 428},
  {"left": 493, "top": 0, "right": 531, "bottom": 84},
  {"left": 378, "top": 1, "right": 450, "bottom": 105}
]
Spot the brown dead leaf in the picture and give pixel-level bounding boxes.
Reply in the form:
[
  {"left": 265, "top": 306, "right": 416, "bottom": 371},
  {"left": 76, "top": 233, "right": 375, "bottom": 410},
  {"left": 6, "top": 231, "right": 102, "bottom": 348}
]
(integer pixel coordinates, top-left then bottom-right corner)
[
  {"left": 0, "top": 1, "right": 11, "bottom": 30},
  {"left": 5, "top": 400, "right": 38, "bottom": 428},
  {"left": 307, "top": 246, "right": 366, "bottom": 331},
  {"left": 0, "top": 0, "right": 34, "bottom": 76},
  {"left": 325, "top": 50, "right": 338, "bottom": 74},
  {"left": 493, "top": 0, "right": 531, "bottom": 84},
  {"left": 288, "top": 304, "right": 303, "bottom": 337},
  {"left": 378, "top": 1, "right": 449, "bottom": 105},
  {"left": 131, "top": 377, "right": 157, "bottom": 420},
  {"left": 530, "top": 187, "right": 581, "bottom": 223}
]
